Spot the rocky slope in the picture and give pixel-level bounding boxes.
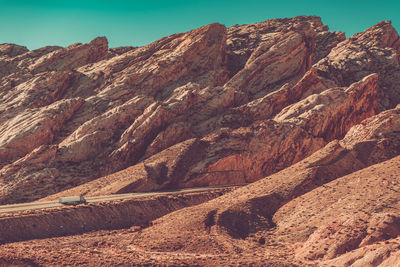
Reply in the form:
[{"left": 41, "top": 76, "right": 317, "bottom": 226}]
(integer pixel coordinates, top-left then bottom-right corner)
[{"left": 0, "top": 15, "right": 399, "bottom": 266}]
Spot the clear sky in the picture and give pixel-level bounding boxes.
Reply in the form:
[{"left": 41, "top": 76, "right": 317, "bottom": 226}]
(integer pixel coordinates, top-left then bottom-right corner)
[{"left": 0, "top": 0, "right": 399, "bottom": 50}]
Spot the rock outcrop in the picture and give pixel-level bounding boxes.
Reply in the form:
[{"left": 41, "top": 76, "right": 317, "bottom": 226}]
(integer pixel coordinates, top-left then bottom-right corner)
[
  {"left": 1, "top": 16, "right": 399, "bottom": 205},
  {"left": 0, "top": 44, "right": 29, "bottom": 58},
  {"left": 0, "top": 98, "right": 83, "bottom": 164},
  {"left": 123, "top": 108, "right": 400, "bottom": 262},
  {"left": 314, "top": 21, "right": 400, "bottom": 109}
]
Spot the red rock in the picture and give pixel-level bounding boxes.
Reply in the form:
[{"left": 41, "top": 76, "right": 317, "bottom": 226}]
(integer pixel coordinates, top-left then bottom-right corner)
[
  {"left": 0, "top": 43, "right": 28, "bottom": 58},
  {"left": 58, "top": 95, "right": 152, "bottom": 163},
  {"left": 275, "top": 73, "right": 380, "bottom": 140},
  {"left": 1, "top": 17, "right": 398, "bottom": 205},
  {"left": 226, "top": 21, "right": 315, "bottom": 98},
  {"left": 29, "top": 37, "right": 108, "bottom": 73},
  {"left": 0, "top": 71, "right": 76, "bottom": 110},
  {"left": 315, "top": 21, "right": 400, "bottom": 109},
  {"left": 0, "top": 98, "right": 84, "bottom": 164},
  {"left": 226, "top": 16, "right": 328, "bottom": 76},
  {"left": 312, "top": 30, "right": 346, "bottom": 64}
]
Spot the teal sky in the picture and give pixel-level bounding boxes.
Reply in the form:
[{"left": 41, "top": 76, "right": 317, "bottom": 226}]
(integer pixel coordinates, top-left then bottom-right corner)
[{"left": 0, "top": 0, "right": 399, "bottom": 50}]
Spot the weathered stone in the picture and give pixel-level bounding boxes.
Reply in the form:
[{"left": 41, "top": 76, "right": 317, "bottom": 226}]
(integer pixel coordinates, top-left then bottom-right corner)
[
  {"left": 29, "top": 37, "right": 109, "bottom": 73},
  {"left": 0, "top": 17, "right": 399, "bottom": 212},
  {"left": 0, "top": 98, "right": 84, "bottom": 163},
  {"left": 0, "top": 43, "right": 28, "bottom": 58}
]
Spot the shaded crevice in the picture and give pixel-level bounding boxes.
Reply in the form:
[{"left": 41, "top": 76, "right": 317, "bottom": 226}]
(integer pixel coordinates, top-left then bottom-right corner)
[
  {"left": 205, "top": 210, "right": 217, "bottom": 229},
  {"left": 216, "top": 194, "right": 281, "bottom": 239}
]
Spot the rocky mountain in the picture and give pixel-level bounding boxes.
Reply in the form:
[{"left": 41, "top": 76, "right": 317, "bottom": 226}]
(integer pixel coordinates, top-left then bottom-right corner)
[{"left": 0, "top": 15, "right": 399, "bottom": 266}]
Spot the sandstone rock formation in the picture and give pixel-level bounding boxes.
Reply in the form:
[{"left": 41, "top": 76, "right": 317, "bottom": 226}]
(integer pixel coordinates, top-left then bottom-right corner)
[
  {"left": 0, "top": 15, "right": 400, "bottom": 266},
  {"left": 121, "top": 110, "right": 400, "bottom": 264},
  {"left": 1, "top": 16, "right": 399, "bottom": 203}
]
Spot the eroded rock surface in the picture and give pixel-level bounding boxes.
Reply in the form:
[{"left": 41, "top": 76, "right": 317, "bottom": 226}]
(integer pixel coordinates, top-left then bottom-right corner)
[{"left": 1, "top": 16, "right": 399, "bottom": 206}]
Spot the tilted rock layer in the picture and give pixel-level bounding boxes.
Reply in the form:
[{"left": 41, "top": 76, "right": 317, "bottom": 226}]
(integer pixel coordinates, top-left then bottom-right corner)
[{"left": 0, "top": 15, "right": 400, "bottom": 266}]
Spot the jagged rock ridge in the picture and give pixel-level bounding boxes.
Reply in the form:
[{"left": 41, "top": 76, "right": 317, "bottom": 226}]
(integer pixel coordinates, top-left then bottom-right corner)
[{"left": 0, "top": 16, "right": 399, "bottom": 205}]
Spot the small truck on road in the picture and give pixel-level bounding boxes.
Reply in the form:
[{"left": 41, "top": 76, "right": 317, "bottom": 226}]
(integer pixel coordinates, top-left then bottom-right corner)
[{"left": 58, "top": 196, "right": 87, "bottom": 205}]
